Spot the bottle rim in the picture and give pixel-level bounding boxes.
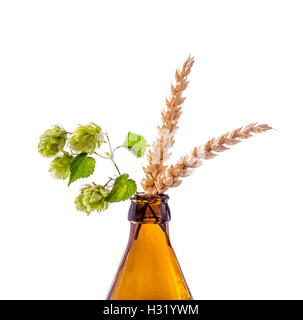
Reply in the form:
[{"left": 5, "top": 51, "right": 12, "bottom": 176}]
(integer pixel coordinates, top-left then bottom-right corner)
[{"left": 130, "top": 193, "right": 169, "bottom": 204}]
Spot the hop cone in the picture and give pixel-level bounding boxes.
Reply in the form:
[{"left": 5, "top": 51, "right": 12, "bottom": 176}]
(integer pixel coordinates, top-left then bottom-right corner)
[
  {"left": 75, "top": 184, "right": 110, "bottom": 215},
  {"left": 49, "top": 152, "right": 74, "bottom": 180},
  {"left": 69, "top": 123, "right": 103, "bottom": 154},
  {"left": 38, "top": 125, "right": 67, "bottom": 157}
]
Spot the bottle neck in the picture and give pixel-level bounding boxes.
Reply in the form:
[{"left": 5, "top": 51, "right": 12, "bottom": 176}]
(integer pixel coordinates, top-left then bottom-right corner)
[
  {"left": 128, "top": 194, "right": 171, "bottom": 224},
  {"left": 128, "top": 194, "right": 171, "bottom": 243}
]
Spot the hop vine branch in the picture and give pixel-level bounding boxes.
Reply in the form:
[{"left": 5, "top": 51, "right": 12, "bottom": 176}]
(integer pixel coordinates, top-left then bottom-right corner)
[{"left": 38, "top": 123, "right": 149, "bottom": 215}]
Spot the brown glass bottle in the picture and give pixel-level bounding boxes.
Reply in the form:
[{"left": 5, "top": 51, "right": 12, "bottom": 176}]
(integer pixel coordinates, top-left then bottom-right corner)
[{"left": 106, "top": 194, "right": 192, "bottom": 300}]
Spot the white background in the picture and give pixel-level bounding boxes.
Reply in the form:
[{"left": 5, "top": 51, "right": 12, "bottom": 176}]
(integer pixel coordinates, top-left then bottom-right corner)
[{"left": 0, "top": 0, "right": 302, "bottom": 300}]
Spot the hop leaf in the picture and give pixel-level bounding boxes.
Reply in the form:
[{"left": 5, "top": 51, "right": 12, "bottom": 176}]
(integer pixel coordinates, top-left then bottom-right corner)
[
  {"left": 122, "top": 132, "right": 149, "bottom": 157},
  {"left": 75, "top": 184, "right": 110, "bottom": 215},
  {"left": 49, "top": 151, "right": 74, "bottom": 180},
  {"left": 38, "top": 125, "right": 67, "bottom": 158},
  {"left": 68, "top": 153, "right": 95, "bottom": 186},
  {"left": 106, "top": 174, "right": 137, "bottom": 203},
  {"left": 69, "top": 122, "right": 103, "bottom": 154}
]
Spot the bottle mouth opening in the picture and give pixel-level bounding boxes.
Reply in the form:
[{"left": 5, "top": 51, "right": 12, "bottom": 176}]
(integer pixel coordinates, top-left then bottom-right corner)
[{"left": 130, "top": 193, "right": 169, "bottom": 204}]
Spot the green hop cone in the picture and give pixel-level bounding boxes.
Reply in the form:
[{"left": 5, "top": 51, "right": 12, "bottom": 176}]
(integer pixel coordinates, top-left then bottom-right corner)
[
  {"left": 74, "top": 194, "right": 87, "bottom": 213},
  {"left": 38, "top": 125, "right": 67, "bottom": 157},
  {"left": 75, "top": 184, "right": 110, "bottom": 215},
  {"left": 69, "top": 122, "right": 103, "bottom": 154},
  {"left": 49, "top": 151, "right": 74, "bottom": 180}
]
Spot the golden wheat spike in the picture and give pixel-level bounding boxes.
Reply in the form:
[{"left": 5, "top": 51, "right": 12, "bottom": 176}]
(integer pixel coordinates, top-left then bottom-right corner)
[
  {"left": 141, "top": 56, "right": 195, "bottom": 193},
  {"left": 153, "top": 123, "right": 272, "bottom": 194}
]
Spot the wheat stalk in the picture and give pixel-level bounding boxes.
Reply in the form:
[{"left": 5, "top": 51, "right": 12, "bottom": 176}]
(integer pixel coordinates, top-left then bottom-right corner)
[
  {"left": 153, "top": 123, "right": 272, "bottom": 194},
  {"left": 141, "top": 56, "right": 195, "bottom": 192}
]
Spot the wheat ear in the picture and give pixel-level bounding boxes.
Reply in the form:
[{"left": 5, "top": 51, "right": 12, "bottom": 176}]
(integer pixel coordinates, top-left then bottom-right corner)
[
  {"left": 141, "top": 56, "right": 195, "bottom": 193},
  {"left": 154, "top": 123, "right": 272, "bottom": 194}
]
